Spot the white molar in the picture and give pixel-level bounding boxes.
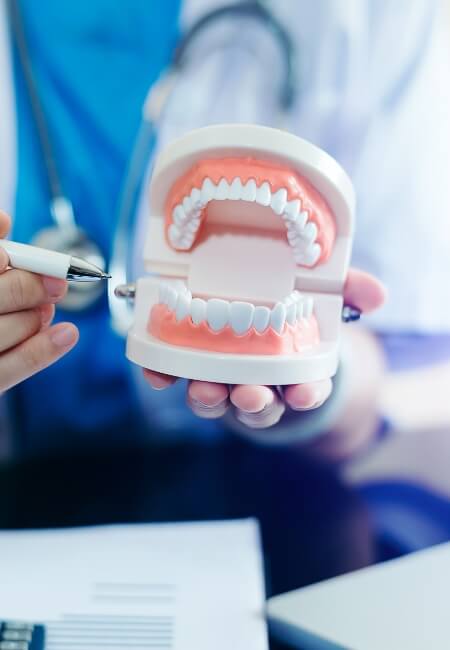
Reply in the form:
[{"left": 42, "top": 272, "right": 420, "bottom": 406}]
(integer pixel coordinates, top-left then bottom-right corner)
[
  {"left": 175, "top": 293, "right": 191, "bottom": 322},
  {"left": 207, "top": 299, "right": 229, "bottom": 331},
  {"left": 168, "top": 176, "right": 322, "bottom": 266},
  {"left": 285, "top": 300, "right": 297, "bottom": 326},
  {"left": 229, "top": 177, "right": 242, "bottom": 200},
  {"left": 284, "top": 199, "right": 301, "bottom": 221},
  {"left": 182, "top": 196, "right": 192, "bottom": 214},
  {"left": 200, "top": 178, "right": 215, "bottom": 204},
  {"left": 294, "top": 242, "right": 321, "bottom": 266},
  {"left": 190, "top": 187, "right": 202, "bottom": 208},
  {"left": 253, "top": 305, "right": 271, "bottom": 333},
  {"left": 270, "top": 303, "right": 287, "bottom": 334},
  {"left": 173, "top": 205, "right": 186, "bottom": 226},
  {"left": 166, "top": 287, "right": 177, "bottom": 310},
  {"left": 230, "top": 301, "right": 255, "bottom": 335},
  {"left": 216, "top": 178, "right": 229, "bottom": 200},
  {"left": 302, "top": 222, "right": 318, "bottom": 242},
  {"left": 270, "top": 188, "right": 287, "bottom": 215},
  {"left": 256, "top": 181, "right": 271, "bottom": 206},
  {"left": 191, "top": 297, "right": 206, "bottom": 325},
  {"left": 157, "top": 284, "right": 315, "bottom": 336}
]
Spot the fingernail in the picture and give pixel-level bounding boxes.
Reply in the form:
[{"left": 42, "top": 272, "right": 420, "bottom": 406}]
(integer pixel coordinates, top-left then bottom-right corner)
[
  {"left": 230, "top": 386, "right": 274, "bottom": 413},
  {"left": 290, "top": 401, "right": 317, "bottom": 412},
  {"left": 148, "top": 380, "right": 168, "bottom": 391},
  {"left": 188, "top": 382, "right": 228, "bottom": 408},
  {"left": 190, "top": 394, "right": 227, "bottom": 408},
  {"left": 189, "top": 397, "right": 228, "bottom": 417},
  {"left": 39, "top": 304, "right": 54, "bottom": 327},
  {"left": 42, "top": 276, "right": 67, "bottom": 299},
  {"left": 50, "top": 324, "right": 77, "bottom": 348},
  {"left": 190, "top": 395, "right": 225, "bottom": 407},
  {"left": 285, "top": 384, "right": 323, "bottom": 411},
  {"left": 289, "top": 392, "right": 327, "bottom": 411},
  {"left": 243, "top": 397, "right": 276, "bottom": 418},
  {"left": 236, "top": 398, "right": 285, "bottom": 428}
]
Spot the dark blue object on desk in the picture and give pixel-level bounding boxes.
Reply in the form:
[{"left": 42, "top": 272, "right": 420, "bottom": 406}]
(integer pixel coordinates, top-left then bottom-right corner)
[{"left": 0, "top": 620, "right": 45, "bottom": 649}]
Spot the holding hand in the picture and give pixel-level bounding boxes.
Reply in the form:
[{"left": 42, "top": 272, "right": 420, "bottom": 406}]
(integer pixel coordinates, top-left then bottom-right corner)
[
  {"left": 144, "top": 269, "right": 386, "bottom": 430},
  {"left": 0, "top": 211, "right": 78, "bottom": 392}
]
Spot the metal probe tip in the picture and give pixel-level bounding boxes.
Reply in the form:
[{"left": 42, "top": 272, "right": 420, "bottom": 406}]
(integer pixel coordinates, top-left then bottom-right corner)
[{"left": 67, "top": 256, "right": 111, "bottom": 282}]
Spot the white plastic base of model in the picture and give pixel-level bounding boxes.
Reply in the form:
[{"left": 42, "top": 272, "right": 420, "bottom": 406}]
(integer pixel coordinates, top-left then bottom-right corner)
[{"left": 126, "top": 278, "right": 342, "bottom": 385}]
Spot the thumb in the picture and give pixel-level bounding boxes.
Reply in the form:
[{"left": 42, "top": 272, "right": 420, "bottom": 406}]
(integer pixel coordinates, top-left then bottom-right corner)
[{"left": 344, "top": 268, "right": 387, "bottom": 314}]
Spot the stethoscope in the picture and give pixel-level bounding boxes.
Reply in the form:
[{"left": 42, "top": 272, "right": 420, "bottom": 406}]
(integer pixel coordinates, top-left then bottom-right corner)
[{"left": 6, "top": 0, "right": 296, "bottom": 320}]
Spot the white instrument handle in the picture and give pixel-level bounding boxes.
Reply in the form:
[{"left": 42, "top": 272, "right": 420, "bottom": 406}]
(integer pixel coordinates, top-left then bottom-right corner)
[{"left": 0, "top": 240, "right": 70, "bottom": 279}]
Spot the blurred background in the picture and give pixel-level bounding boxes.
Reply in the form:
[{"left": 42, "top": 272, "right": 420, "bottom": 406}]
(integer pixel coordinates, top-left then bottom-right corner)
[{"left": 1, "top": 1, "right": 450, "bottom": 647}]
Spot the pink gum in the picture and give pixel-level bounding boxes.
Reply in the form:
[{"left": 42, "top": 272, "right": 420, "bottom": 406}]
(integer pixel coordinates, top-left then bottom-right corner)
[
  {"left": 165, "top": 157, "right": 336, "bottom": 265},
  {"left": 149, "top": 304, "right": 320, "bottom": 356}
]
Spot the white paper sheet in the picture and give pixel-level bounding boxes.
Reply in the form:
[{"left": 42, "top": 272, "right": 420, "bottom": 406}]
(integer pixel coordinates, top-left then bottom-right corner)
[{"left": 0, "top": 519, "right": 267, "bottom": 650}]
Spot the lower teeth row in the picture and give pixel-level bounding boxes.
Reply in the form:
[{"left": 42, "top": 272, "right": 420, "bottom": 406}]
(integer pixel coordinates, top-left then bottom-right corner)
[{"left": 158, "top": 284, "right": 313, "bottom": 334}]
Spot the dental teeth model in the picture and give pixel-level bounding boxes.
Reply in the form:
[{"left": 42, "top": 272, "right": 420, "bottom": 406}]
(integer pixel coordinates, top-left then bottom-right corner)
[{"left": 124, "top": 124, "right": 355, "bottom": 385}]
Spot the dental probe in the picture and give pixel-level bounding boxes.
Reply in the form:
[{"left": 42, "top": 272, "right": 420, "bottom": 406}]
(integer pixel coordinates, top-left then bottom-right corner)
[{"left": 0, "top": 240, "right": 110, "bottom": 282}]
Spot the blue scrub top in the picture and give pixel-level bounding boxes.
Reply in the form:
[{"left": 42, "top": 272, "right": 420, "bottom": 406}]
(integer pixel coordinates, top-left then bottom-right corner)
[{"left": 11, "top": 0, "right": 182, "bottom": 449}]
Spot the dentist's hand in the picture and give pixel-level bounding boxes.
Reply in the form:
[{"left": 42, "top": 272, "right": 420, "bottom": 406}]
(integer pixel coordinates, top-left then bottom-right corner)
[
  {"left": 0, "top": 210, "right": 79, "bottom": 392},
  {"left": 143, "top": 269, "right": 386, "bottom": 430}
]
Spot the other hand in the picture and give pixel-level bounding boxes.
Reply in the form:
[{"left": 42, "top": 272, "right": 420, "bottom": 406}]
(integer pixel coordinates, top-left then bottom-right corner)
[
  {"left": 0, "top": 210, "right": 79, "bottom": 392},
  {"left": 143, "top": 269, "right": 386, "bottom": 429}
]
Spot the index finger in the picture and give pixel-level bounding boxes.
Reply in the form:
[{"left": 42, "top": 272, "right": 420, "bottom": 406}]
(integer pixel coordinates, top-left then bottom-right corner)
[
  {"left": 0, "top": 210, "right": 11, "bottom": 238},
  {"left": 0, "top": 269, "right": 67, "bottom": 313},
  {"left": 0, "top": 247, "right": 8, "bottom": 273},
  {"left": 0, "top": 211, "right": 11, "bottom": 272}
]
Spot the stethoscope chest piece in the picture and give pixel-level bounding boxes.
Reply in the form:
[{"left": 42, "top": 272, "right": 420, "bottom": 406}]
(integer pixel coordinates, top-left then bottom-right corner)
[{"left": 31, "top": 225, "right": 107, "bottom": 311}]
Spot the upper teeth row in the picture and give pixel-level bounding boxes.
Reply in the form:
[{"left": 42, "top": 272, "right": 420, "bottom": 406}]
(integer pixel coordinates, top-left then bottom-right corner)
[
  {"left": 158, "top": 283, "right": 314, "bottom": 335},
  {"left": 168, "top": 177, "right": 321, "bottom": 267}
]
